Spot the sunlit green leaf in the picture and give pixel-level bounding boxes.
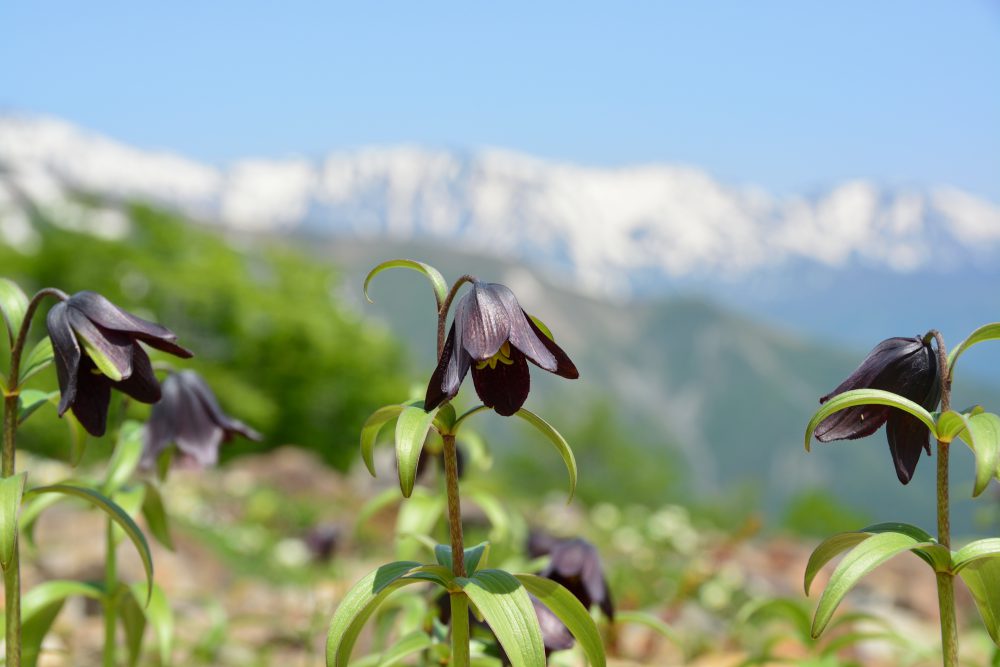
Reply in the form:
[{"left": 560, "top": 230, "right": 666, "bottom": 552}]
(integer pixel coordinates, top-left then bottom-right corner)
[
  {"left": 953, "top": 539, "right": 1000, "bottom": 573},
  {"left": 460, "top": 570, "right": 545, "bottom": 667},
  {"left": 434, "top": 541, "right": 490, "bottom": 575},
  {"left": 363, "top": 259, "right": 448, "bottom": 309},
  {"left": 376, "top": 630, "right": 433, "bottom": 667},
  {"left": 804, "top": 533, "right": 870, "bottom": 596},
  {"left": 516, "top": 573, "right": 607, "bottom": 666},
  {"left": 514, "top": 408, "right": 577, "bottom": 501},
  {"left": 131, "top": 582, "right": 173, "bottom": 666},
  {"left": 433, "top": 403, "right": 457, "bottom": 433},
  {"left": 0, "top": 278, "right": 29, "bottom": 347},
  {"left": 104, "top": 420, "right": 145, "bottom": 495},
  {"left": 859, "top": 522, "right": 949, "bottom": 571},
  {"left": 0, "top": 472, "right": 26, "bottom": 570},
  {"left": 21, "top": 580, "right": 103, "bottom": 667},
  {"left": 812, "top": 531, "right": 933, "bottom": 637},
  {"left": 120, "top": 584, "right": 147, "bottom": 667},
  {"left": 141, "top": 481, "right": 174, "bottom": 551},
  {"left": 949, "top": 323, "right": 1000, "bottom": 375},
  {"left": 326, "top": 561, "right": 433, "bottom": 667},
  {"left": 25, "top": 484, "right": 154, "bottom": 602},
  {"left": 19, "top": 337, "right": 54, "bottom": 384},
  {"left": 112, "top": 484, "right": 147, "bottom": 545},
  {"left": 936, "top": 410, "right": 968, "bottom": 443},
  {"left": 958, "top": 556, "right": 1000, "bottom": 646},
  {"left": 359, "top": 404, "right": 407, "bottom": 477},
  {"left": 804, "top": 388, "right": 937, "bottom": 451},
  {"left": 960, "top": 412, "right": 1000, "bottom": 497},
  {"left": 395, "top": 403, "right": 438, "bottom": 498},
  {"left": 17, "top": 389, "right": 57, "bottom": 425}
]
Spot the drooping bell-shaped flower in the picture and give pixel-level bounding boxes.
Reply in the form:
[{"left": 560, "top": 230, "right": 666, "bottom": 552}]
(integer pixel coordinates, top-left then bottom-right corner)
[
  {"left": 814, "top": 336, "right": 941, "bottom": 484},
  {"left": 46, "top": 291, "right": 193, "bottom": 437},
  {"left": 538, "top": 537, "right": 615, "bottom": 620},
  {"left": 425, "top": 281, "right": 578, "bottom": 416},
  {"left": 142, "top": 370, "right": 261, "bottom": 469}
]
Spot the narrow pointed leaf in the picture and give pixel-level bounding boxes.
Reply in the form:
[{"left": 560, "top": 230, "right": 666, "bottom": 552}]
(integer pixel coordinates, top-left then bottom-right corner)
[
  {"left": 805, "top": 533, "right": 871, "bottom": 595},
  {"left": 949, "top": 323, "right": 1000, "bottom": 375},
  {"left": 104, "top": 420, "right": 145, "bottom": 494},
  {"left": 0, "top": 278, "right": 28, "bottom": 347},
  {"left": 131, "top": 582, "right": 173, "bottom": 666},
  {"left": 141, "top": 481, "right": 174, "bottom": 550},
  {"left": 958, "top": 556, "right": 1000, "bottom": 645},
  {"left": 326, "top": 561, "right": 432, "bottom": 667},
  {"left": 24, "top": 484, "right": 154, "bottom": 602},
  {"left": 19, "top": 492, "right": 63, "bottom": 549},
  {"left": 19, "top": 337, "right": 54, "bottom": 384},
  {"left": 856, "top": 523, "right": 949, "bottom": 570},
  {"left": 434, "top": 541, "right": 490, "bottom": 574},
  {"left": 460, "top": 570, "right": 545, "bottom": 667},
  {"left": 961, "top": 412, "right": 1000, "bottom": 497},
  {"left": 804, "top": 388, "right": 937, "bottom": 451},
  {"left": 360, "top": 404, "right": 407, "bottom": 477},
  {"left": 22, "top": 580, "right": 103, "bottom": 667},
  {"left": 516, "top": 573, "right": 607, "bottom": 666},
  {"left": 112, "top": 485, "right": 147, "bottom": 544},
  {"left": 514, "top": 408, "right": 577, "bottom": 501},
  {"left": 376, "top": 631, "right": 433, "bottom": 667},
  {"left": 17, "top": 390, "right": 58, "bottom": 425},
  {"left": 0, "top": 472, "right": 27, "bottom": 570},
  {"left": 119, "top": 585, "right": 147, "bottom": 667},
  {"left": 395, "top": 404, "right": 438, "bottom": 498},
  {"left": 812, "top": 531, "right": 932, "bottom": 637},
  {"left": 363, "top": 259, "right": 448, "bottom": 309},
  {"left": 953, "top": 539, "right": 1000, "bottom": 573}
]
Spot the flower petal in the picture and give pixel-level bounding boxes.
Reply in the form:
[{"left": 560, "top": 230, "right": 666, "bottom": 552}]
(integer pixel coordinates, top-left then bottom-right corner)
[
  {"left": 46, "top": 302, "right": 80, "bottom": 416},
  {"left": 820, "top": 337, "right": 924, "bottom": 401},
  {"left": 112, "top": 345, "right": 161, "bottom": 404},
  {"left": 71, "top": 357, "right": 112, "bottom": 437},
  {"left": 488, "top": 285, "right": 557, "bottom": 370},
  {"left": 525, "top": 313, "right": 578, "bottom": 379},
  {"left": 886, "top": 410, "right": 931, "bottom": 484},
  {"left": 173, "top": 380, "right": 225, "bottom": 467},
  {"left": 67, "top": 308, "right": 133, "bottom": 381},
  {"left": 68, "top": 291, "right": 193, "bottom": 358},
  {"left": 460, "top": 283, "right": 511, "bottom": 360},
  {"left": 182, "top": 371, "right": 262, "bottom": 441},
  {"left": 142, "top": 375, "right": 181, "bottom": 467},
  {"left": 425, "top": 323, "right": 470, "bottom": 411},
  {"left": 471, "top": 347, "right": 530, "bottom": 416},
  {"left": 814, "top": 405, "right": 890, "bottom": 442}
]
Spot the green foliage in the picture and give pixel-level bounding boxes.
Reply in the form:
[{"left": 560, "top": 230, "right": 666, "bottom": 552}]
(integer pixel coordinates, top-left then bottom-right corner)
[
  {"left": 782, "top": 490, "right": 870, "bottom": 538},
  {"left": 0, "top": 202, "right": 408, "bottom": 468}
]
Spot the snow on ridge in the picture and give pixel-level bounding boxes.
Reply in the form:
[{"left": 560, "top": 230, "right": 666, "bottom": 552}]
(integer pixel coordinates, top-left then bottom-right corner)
[{"left": 2, "top": 114, "right": 1000, "bottom": 290}]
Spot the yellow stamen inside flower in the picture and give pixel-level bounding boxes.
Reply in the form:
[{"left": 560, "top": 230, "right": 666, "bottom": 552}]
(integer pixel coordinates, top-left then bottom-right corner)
[{"left": 476, "top": 341, "right": 514, "bottom": 370}]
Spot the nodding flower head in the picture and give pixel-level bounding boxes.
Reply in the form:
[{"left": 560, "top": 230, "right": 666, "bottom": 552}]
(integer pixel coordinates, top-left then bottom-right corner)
[
  {"left": 46, "top": 291, "right": 192, "bottom": 437},
  {"left": 425, "top": 281, "right": 578, "bottom": 416},
  {"left": 814, "top": 336, "right": 941, "bottom": 484}
]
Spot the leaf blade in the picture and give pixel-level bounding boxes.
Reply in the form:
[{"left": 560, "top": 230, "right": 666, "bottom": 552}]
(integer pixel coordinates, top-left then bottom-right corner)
[
  {"left": 514, "top": 409, "right": 577, "bottom": 501},
  {"left": 0, "top": 472, "right": 27, "bottom": 570},
  {"left": 363, "top": 259, "right": 448, "bottom": 309},
  {"left": 461, "top": 569, "right": 545, "bottom": 667},
  {"left": 394, "top": 404, "right": 438, "bottom": 498},
  {"left": 804, "top": 388, "right": 938, "bottom": 451},
  {"left": 516, "top": 573, "right": 606, "bottom": 666}
]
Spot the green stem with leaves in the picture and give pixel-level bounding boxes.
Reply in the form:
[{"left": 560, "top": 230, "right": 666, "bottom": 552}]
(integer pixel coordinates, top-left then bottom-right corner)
[
  {"left": 931, "top": 330, "right": 958, "bottom": 667},
  {"left": 2, "top": 288, "right": 68, "bottom": 667}
]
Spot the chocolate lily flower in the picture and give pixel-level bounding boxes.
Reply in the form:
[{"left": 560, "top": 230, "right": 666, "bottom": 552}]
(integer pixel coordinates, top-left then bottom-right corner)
[
  {"left": 46, "top": 291, "right": 192, "bottom": 437},
  {"left": 814, "top": 336, "right": 941, "bottom": 484},
  {"left": 425, "top": 281, "right": 578, "bottom": 416},
  {"left": 142, "top": 370, "right": 261, "bottom": 469},
  {"left": 539, "top": 538, "right": 615, "bottom": 620}
]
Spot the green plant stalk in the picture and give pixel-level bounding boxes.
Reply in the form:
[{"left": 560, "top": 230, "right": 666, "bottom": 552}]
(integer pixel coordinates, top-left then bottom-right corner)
[
  {"left": 2, "top": 288, "right": 68, "bottom": 667},
  {"left": 932, "top": 330, "right": 958, "bottom": 667},
  {"left": 442, "top": 433, "right": 470, "bottom": 666},
  {"left": 449, "top": 592, "right": 471, "bottom": 666},
  {"left": 103, "top": 516, "right": 118, "bottom": 667}
]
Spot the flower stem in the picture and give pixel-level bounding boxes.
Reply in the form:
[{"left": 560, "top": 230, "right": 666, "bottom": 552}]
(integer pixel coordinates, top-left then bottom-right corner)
[
  {"left": 442, "top": 433, "right": 469, "bottom": 666},
  {"left": 2, "top": 287, "right": 67, "bottom": 667},
  {"left": 103, "top": 516, "right": 118, "bottom": 667},
  {"left": 930, "top": 330, "right": 958, "bottom": 667},
  {"left": 449, "top": 592, "right": 471, "bottom": 666},
  {"left": 437, "top": 275, "right": 476, "bottom": 357}
]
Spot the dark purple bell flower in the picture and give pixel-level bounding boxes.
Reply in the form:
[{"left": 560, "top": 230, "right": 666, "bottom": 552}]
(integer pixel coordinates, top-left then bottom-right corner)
[
  {"left": 142, "top": 370, "right": 261, "bottom": 469},
  {"left": 814, "top": 336, "right": 941, "bottom": 485},
  {"left": 539, "top": 538, "right": 615, "bottom": 621},
  {"left": 46, "top": 291, "right": 193, "bottom": 437},
  {"left": 425, "top": 281, "right": 578, "bottom": 416}
]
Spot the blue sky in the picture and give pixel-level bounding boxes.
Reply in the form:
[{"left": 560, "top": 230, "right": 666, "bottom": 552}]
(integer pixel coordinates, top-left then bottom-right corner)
[{"left": 2, "top": 1, "right": 998, "bottom": 199}]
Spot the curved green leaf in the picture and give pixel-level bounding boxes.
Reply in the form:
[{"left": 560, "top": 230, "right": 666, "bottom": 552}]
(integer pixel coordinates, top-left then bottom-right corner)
[
  {"left": 736, "top": 597, "right": 811, "bottom": 641},
  {"left": 953, "top": 539, "right": 1000, "bottom": 573},
  {"left": 141, "top": 482, "right": 174, "bottom": 551},
  {"left": 104, "top": 420, "right": 145, "bottom": 494},
  {"left": 614, "top": 609, "right": 682, "bottom": 647},
  {"left": 0, "top": 472, "right": 27, "bottom": 570},
  {"left": 958, "top": 556, "right": 1000, "bottom": 645},
  {"left": 19, "top": 492, "right": 63, "bottom": 550},
  {"left": 25, "top": 484, "right": 154, "bottom": 602},
  {"left": 112, "top": 485, "right": 147, "bottom": 544},
  {"left": 858, "top": 522, "right": 935, "bottom": 541},
  {"left": 376, "top": 630, "right": 433, "bottom": 667},
  {"left": 360, "top": 404, "right": 407, "bottom": 477},
  {"left": 460, "top": 570, "right": 545, "bottom": 667},
  {"left": 949, "top": 323, "right": 1000, "bottom": 375},
  {"left": 21, "top": 580, "right": 103, "bottom": 667},
  {"left": 120, "top": 585, "right": 147, "bottom": 667},
  {"left": 936, "top": 410, "right": 968, "bottom": 443},
  {"left": 514, "top": 409, "right": 577, "bottom": 501},
  {"left": 433, "top": 403, "right": 457, "bottom": 433},
  {"left": 395, "top": 488, "right": 445, "bottom": 561},
  {"left": 516, "top": 573, "right": 606, "bottom": 666},
  {"left": 804, "top": 532, "right": 871, "bottom": 596},
  {"left": 19, "top": 337, "right": 54, "bottom": 385},
  {"left": 17, "top": 389, "right": 58, "bottom": 425},
  {"left": 812, "top": 531, "right": 932, "bottom": 637},
  {"left": 395, "top": 404, "right": 438, "bottom": 498},
  {"left": 326, "top": 561, "right": 431, "bottom": 667},
  {"left": 804, "top": 388, "right": 937, "bottom": 451},
  {"left": 129, "top": 582, "right": 173, "bottom": 666},
  {"left": 435, "top": 541, "right": 490, "bottom": 575},
  {"left": 363, "top": 259, "right": 448, "bottom": 309},
  {"left": 961, "top": 412, "right": 1000, "bottom": 497},
  {"left": 0, "top": 278, "right": 28, "bottom": 347}
]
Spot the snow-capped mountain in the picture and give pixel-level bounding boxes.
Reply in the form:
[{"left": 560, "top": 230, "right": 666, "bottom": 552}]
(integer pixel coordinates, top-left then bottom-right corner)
[{"left": 2, "top": 114, "right": 999, "bottom": 295}]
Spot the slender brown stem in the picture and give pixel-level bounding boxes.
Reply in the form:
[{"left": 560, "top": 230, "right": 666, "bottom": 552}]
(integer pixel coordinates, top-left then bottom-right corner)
[
  {"left": 6, "top": 288, "right": 68, "bottom": 389},
  {"left": 441, "top": 434, "right": 465, "bottom": 578},
  {"left": 436, "top": 275, "right": 476, "bottom": 358}
]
